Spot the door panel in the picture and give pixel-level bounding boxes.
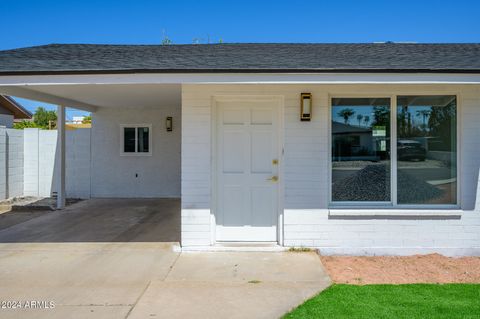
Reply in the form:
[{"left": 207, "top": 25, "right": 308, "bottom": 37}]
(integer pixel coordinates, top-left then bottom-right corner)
[
  {"left": 216, "top": 101, "right": 279, "bottom": 242},
  {"left": 251, "top": 131, "right": 273, "bottom": 173},
  {"left": 223, "top": 131, "right": 245, "bottom": 173}
]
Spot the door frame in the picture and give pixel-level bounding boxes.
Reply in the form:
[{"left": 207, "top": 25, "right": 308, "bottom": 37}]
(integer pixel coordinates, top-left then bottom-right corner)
[{"left": 211, "top": 94, "right": 285, "bottom": 245}]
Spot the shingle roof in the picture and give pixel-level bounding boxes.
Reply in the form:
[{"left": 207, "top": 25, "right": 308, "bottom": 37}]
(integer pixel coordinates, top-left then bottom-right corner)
[{"left": 0, "top": 43, "right": 479, "bottom": 75}]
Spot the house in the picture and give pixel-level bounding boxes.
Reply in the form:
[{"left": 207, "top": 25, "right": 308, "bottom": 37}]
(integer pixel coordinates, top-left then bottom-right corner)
[
  {"left": 0, "top": 43, "right": 479, "bottom": 255},
  {"left": 0, "top": 95, "right": 31, "bottom": 127},
  {"left": 66, "top": 116, "right": 91, "bottom": 129}
]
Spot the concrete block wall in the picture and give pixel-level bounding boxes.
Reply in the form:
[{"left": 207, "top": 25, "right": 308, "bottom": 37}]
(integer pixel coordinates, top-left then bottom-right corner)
[
  {"left": 6, "top": 129, "right": 24, "bottom": 198},
  {"left": 0, "top": 127, "right": 24, "bottom": 200},
  {"left": 38, "top": 130, "right": 57, "bottom": 197},
  {"left": 23, "top": 128, "right": 39, "bottom": 196},
  {"left": 65, "top": 128, "right": 91, "bottom": 198},
  {"left": 23, "top": 128, "right": 91, "bottom": 199},
  {"left": 0, "top": 127, "right": 6, "bottom": 199}
]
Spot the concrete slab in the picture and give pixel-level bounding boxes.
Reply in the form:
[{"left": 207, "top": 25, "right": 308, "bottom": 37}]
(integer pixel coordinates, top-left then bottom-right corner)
[
  {"left": 167, "top": 252, "right": 328, "bottom": 283},
  {"left": 0, "top": 305, "right": 131, "bottom": 319},
  {"left": 128, "top": 252, "right": 331, "bottom": 319},
  {"left": 0, "top": 198, "right": 180, "bottom": 243},
  {"left": 0, "top": 199, "right": 331, "bottom": 319},
  {"left": 0, "top": 243, "right": 179, "bottom": 319}
]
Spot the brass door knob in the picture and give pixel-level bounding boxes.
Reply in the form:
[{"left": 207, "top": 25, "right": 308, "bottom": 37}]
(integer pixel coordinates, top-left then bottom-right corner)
[{"left": 267, "top": 176, "right": 278, "bottom": 182}]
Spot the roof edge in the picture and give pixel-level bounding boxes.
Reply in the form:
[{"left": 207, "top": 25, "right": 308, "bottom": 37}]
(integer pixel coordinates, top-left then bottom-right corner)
[
  {"left": 0, "top": 95, "right": 32, "bottom": 119},
  {"left": 1, "top": 68, "right": 480, "bottom": 76}
]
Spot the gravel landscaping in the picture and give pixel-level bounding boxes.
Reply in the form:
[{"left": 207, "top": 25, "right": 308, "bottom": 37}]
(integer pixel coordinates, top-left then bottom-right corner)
[
  {"left": 332, "top": 164, "right": 443, "bottom": 202},
  {"left": 332, "top": 159, "right": 446, "bottom": 169}
]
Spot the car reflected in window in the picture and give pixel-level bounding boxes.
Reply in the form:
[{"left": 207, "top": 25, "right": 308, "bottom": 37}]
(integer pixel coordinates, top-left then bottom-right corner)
[{"left": 397, "top": 140, "right": 426, "bottom": 161}]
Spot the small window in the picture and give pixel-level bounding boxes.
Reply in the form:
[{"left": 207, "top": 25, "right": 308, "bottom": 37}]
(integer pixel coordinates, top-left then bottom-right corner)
[{"left": 121, "top": 125, "right": 152, "bottom": 155}]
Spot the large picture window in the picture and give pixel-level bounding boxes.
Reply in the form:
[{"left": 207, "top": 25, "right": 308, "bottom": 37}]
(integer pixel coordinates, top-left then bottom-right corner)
[
  {"left": 331, "top": 95, "right": 457, "bottom": 207},
  {"left": 397, "top": 96, "right": 456, "bottom": 205},
  {"left": 332, "top": 98, "right": 391, "bottom": 202}
]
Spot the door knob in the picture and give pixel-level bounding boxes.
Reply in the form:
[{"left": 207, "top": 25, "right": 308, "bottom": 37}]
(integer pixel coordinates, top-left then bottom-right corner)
[{"left": 267, "top": 176, "right": 278, "bottom": 182}]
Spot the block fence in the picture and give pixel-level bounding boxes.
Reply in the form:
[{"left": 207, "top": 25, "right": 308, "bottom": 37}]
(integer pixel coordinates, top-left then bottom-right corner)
[{"left": 0, "top": 127, "right": 91, "bottom": 201}]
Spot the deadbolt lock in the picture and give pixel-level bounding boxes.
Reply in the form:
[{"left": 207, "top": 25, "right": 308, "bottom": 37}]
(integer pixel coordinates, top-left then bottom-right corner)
[{"left": 272, "top": 159, "right": 279, "bottom": 165}]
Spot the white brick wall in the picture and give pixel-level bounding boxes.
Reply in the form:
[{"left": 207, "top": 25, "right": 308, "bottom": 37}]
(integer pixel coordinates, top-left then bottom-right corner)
[
  {"left": 181, "top": 91, "right": 212, "bottom": 246},
  {"left": 91, "top": 107, "right": 181, "bottom": 198},
  {"left": 181, "top": 84, "right": 480, "bottom": 255}
]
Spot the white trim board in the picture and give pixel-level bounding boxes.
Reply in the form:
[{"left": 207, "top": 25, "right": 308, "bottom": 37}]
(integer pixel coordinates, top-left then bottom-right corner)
[
  {"left": 1, "top": 73, "right": 480, "bottom": 85},
  {"left": 329, "top": 209, "right": 463, "bottom": 217}
]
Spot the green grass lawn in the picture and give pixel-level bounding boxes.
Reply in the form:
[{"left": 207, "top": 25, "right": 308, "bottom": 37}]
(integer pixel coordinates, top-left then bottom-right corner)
[{"left": 284, "top": 284, "right": 480, "bottom": 319}]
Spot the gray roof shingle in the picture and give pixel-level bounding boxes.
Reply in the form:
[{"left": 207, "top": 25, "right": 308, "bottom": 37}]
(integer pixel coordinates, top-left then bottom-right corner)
[{"left": 0, "top": 43, "right": 479, "bottom": 74}]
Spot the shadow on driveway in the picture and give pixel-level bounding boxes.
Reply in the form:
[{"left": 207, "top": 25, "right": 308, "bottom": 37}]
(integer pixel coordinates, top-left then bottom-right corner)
[{"left": 0, "top": 198, "right": 180, "bottom": 243}]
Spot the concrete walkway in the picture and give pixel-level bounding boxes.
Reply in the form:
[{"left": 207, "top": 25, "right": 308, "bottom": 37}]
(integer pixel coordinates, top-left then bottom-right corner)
[
  {"left": 0, "top": 244, "right": 330, "bottom": 319},
  {"left": 129, "top": 251, "right": 331, "bottom": 319},
  {"left": 0, "top": 199, "right": 330, "bottom": 318}
]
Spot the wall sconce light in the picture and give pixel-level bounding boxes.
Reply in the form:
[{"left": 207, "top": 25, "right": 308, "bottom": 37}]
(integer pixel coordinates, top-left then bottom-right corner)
[
  {"left": 300, "top": 93, "right": 312, "bottom": 121},
  {"left": 166, "top": 117, "right": 173, "bottom": 131}
]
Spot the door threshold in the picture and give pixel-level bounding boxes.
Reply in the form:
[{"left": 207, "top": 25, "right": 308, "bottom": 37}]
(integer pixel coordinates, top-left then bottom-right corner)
[{"left": 182, "top": 242, "right": 288, "bottom": 252}]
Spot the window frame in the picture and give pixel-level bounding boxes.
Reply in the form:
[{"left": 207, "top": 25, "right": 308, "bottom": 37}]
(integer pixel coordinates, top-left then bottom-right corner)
[
  {"left": 120, "top": 124, "right": 153, "bottom": 156},
  {"left": 328, "top": 93, "right": 460, "bottom": 210}
]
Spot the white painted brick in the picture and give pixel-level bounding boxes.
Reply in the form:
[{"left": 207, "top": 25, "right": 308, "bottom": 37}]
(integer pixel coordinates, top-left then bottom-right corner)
[
  {"left": 182, "top": 224, "right": 211, "bottom": 232},
  {"left": 182, "top": 84, "right": 480, "bottom": 254}
]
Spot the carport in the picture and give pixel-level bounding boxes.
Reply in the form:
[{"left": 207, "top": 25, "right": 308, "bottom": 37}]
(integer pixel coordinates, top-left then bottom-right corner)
[{"left": 0, "top": 81, "right": 182, "bottom": 209}]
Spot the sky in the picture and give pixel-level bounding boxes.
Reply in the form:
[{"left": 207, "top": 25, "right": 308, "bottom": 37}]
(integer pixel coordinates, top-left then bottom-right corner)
[{"left": 1, "top": 0, "right": 479, "bottom": 119}]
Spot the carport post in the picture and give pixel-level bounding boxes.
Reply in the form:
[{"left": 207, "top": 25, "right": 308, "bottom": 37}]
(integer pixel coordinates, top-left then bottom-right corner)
[{"left": 57, "top": 105, "right": 66, "bottom": 209}]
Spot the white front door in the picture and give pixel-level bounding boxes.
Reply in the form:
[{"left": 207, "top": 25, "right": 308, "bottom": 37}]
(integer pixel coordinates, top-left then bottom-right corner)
[{"left": 216, "top": 100, "right": 279, "bottom": 242}]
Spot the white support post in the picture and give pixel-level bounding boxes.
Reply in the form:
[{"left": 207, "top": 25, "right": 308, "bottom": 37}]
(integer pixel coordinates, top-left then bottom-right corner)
[{"left": 57, "top": 105, "right": 66, "bottom": 209}]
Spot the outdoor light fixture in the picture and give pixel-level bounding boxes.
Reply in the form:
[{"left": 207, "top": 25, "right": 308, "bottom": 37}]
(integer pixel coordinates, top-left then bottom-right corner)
[
  {"left": 300, "top": 93, "right": 312, "bottom": 121},
  {"left": 166, "top": 117, "right": 173, "bottom": 131}
]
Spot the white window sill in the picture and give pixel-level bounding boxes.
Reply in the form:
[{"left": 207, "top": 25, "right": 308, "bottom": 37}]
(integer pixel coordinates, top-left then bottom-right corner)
[
  {"left": 120, "top": 152, "right": 152, "bottom": 157},
  {"left": 329, "top": 209, "right": 463, "bottom": 217}
]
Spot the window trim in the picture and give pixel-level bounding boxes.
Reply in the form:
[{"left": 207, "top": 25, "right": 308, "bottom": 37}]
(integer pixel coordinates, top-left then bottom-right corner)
[
  {"left": 328, "top": 93, "right": 460, "bottom": 210},
  {"left": 120, "top": 124, "right": 153, "bottom": 156}
]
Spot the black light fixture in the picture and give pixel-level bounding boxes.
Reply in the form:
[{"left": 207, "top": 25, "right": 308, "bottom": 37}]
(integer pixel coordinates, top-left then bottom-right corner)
[
  {"left": 166, "top": 117, "right": 173, "bottom": 131},
  {"left": 300, "top": 93, "right": 312, "bottom": 121}
]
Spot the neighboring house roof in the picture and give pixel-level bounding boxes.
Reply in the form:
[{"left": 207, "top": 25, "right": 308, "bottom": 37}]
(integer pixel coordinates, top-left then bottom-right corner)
[
  {"left": 0, "top": 95, "right": 32, "bottom": 119},
  {"left": 332, "top": 121, "right": 372, "bottom": 134},
  {"left": 0, "top": 43, "right": 479, "bottom": 75}
]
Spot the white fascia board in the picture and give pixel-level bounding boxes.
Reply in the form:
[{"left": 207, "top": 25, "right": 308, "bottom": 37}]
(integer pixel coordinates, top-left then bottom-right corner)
[
  {"left": 0, "top": 85, "right": 98, "bottom": 112},
  {"left": 0, "top": 73, "right": 479, "bottom": 85}
]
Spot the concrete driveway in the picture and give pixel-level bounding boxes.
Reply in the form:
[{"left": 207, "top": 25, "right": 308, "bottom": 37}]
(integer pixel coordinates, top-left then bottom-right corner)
[{"left": 0, "top": 199, "right": 330, "bottom": 319}]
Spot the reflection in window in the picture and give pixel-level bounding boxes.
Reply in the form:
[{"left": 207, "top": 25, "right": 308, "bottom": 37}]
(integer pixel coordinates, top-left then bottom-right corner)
[
  {"left": 137, "top": 127, "right": 150, "bottom": 153},
  {"left": 122, "top": 126, "right": 151, "bottom": 154},
  {"left": 331, "top": 98, "right": 391, "bottom": 202},
  {"left": 123, "top": 128, "right": 136, "bottom": 153},
  {"left": 397, "top": 96, "right": 456, "bottom": 204}
]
